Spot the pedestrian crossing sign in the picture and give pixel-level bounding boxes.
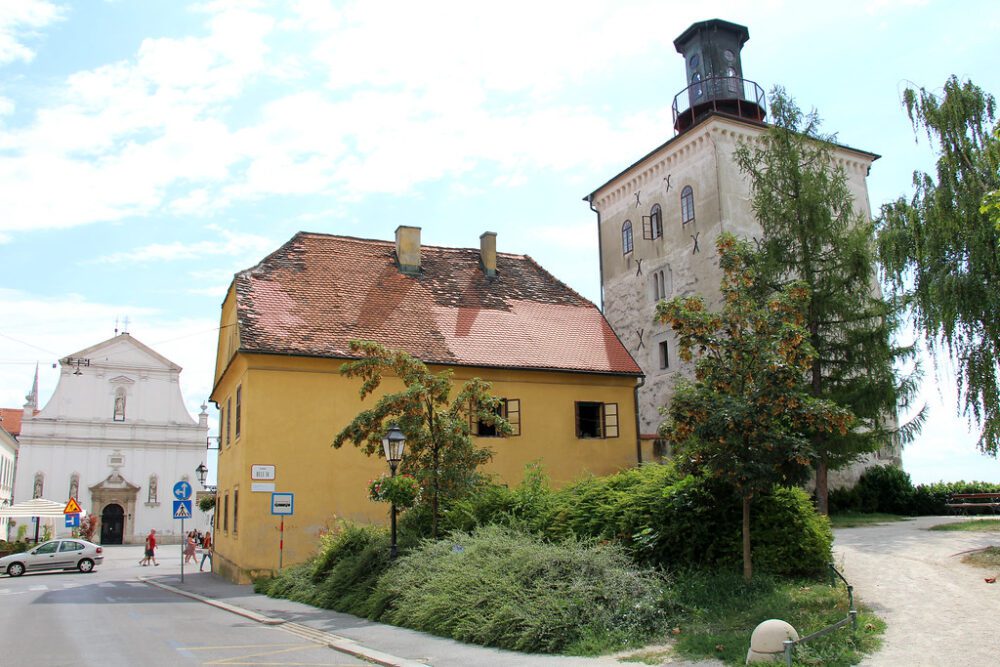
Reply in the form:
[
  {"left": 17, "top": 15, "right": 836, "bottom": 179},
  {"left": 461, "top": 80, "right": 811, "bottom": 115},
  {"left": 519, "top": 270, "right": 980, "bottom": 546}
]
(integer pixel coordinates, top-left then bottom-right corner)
[{"left": 173, "top": 500, "right": 192, "bottom": 519}]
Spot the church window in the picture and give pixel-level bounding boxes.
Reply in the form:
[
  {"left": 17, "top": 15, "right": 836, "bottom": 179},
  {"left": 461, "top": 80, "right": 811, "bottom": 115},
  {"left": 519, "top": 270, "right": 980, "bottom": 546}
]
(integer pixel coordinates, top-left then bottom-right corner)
[
  {"left": 113, "top": 387, "right": 126, "bottom": 421},
  {"left": 148, "top": 475, "right": 158, "bottom": 503},
  {"left": 33, "top": 472, "right": 44, "bottom": 499},
  {"left": 235, "top": 385, "right": 242, "bottom": 439},
  {"left": 681, "top": 186, "right": 695, "bottom": 225},
  {"left": 622, "top": 221, "right": 633, "bottom": 255}
]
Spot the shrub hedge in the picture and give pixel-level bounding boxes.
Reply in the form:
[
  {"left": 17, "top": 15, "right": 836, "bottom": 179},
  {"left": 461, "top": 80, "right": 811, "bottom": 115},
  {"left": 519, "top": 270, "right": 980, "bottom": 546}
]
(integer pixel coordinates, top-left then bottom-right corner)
[
  {"left": 413, "top": 462, "right": 831, "bottom": 577},
  {"left": 829, "top": 464, "right": 1000, "bottom": 515}
]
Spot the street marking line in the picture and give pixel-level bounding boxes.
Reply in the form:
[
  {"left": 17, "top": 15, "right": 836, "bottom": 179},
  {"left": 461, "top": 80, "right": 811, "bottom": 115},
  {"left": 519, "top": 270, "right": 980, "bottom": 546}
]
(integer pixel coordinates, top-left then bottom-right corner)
[
  {"left": 180, "top": 644, "right": 306, "bottom": 650},
  {"left": 29, "top": 585, "right": 48, "bottom": 591},
  {"left": 202, "top": 644, "right": 319, "bottom": 665}
]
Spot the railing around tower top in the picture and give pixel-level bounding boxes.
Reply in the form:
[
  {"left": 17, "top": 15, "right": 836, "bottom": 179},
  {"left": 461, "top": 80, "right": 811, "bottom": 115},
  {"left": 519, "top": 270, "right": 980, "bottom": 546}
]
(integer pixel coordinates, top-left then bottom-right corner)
[{"left": 672, "top": 76, "right": 767, "bottom": 132}]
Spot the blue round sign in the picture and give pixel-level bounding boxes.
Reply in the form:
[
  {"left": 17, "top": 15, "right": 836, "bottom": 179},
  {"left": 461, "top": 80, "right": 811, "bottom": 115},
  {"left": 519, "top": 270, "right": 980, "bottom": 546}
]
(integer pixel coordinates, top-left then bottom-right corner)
[{"left": 173, "top": 480, "right": 192, "bottom": 501}]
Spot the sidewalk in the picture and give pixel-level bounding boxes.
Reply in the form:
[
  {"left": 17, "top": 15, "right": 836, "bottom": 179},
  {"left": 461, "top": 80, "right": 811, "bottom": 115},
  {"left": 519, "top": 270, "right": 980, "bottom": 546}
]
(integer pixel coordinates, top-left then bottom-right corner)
[{"left": 141, "top": 569, "right": 719, "bottom": 667}]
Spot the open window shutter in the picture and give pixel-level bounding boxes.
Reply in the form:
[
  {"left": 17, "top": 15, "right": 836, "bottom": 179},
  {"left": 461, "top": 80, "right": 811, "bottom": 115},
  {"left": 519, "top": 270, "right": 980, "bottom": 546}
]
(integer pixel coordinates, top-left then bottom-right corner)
[
  {"left": 574, "top": 402, "right": 582, "bottom": 438},
  {"left": 468, "top": 400, "right": 479, "bottom": 436},
  {"left": 641, "top": 216, "right": 653, "bottom": 240},
  {"left": 506, "top": 399, "right": 521, "bottom": 437},
  {"left": 603, "top": 403, "right": 619, "bottom": 438}
]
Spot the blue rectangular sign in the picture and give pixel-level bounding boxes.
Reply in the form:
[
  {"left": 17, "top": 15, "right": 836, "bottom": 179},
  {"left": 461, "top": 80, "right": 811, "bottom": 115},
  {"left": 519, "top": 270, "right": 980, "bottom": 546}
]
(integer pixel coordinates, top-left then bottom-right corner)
[
  {"left": 173, "top": 500, "right": 193, "bottom": 519},
  {"left": 271, "top": 492, "right": 294, "bottom": 516},
  {"left": 65, "top": 513, "right": 80, "bottom": 528}
]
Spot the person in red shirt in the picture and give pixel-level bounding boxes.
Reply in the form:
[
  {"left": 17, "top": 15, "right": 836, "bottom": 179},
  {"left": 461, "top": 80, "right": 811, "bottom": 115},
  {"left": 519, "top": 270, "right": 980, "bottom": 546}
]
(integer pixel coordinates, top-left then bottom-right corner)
[{"left": 140, "top": 528, "right": 159, "bottom": 566}]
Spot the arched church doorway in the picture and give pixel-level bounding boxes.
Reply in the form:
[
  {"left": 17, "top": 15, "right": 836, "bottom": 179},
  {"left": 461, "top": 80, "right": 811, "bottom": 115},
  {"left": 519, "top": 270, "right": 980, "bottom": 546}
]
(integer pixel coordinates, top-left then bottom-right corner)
[{"left": 100, "top": 503, "right": 124, "bottom": 545}]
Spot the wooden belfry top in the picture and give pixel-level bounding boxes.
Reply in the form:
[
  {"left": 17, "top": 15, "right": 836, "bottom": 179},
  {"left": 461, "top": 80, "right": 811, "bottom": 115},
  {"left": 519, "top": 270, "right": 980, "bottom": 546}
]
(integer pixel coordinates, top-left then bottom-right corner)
[{"left": 231, "top": 232, "right": 642, "bottom": 376}]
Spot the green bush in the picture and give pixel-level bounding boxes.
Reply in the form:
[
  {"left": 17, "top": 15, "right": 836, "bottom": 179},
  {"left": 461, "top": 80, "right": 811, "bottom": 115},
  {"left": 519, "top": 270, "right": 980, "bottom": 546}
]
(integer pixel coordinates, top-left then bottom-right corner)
[
  {"left": 372, "top": 525, "right": 671, "bottom": 654},
  {"left": 433, "top": 463, "right": 831, "bottom": 577},
  {"left": 828, "top": 466, "right": 1000, "bottom": 516}
]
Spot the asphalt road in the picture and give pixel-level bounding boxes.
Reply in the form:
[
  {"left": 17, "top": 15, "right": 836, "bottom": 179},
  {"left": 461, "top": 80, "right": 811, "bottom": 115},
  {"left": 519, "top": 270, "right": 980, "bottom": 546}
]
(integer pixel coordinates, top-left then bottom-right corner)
[{"left": 0, "top": 544, "right": 370, "bottom": 666}]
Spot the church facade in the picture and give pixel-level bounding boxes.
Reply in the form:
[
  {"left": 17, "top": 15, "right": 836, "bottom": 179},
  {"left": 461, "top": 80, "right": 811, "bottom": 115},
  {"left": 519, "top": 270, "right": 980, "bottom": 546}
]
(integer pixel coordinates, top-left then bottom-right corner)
[{"left": 13, "top": 333, "right": 210, "bottom": 544}]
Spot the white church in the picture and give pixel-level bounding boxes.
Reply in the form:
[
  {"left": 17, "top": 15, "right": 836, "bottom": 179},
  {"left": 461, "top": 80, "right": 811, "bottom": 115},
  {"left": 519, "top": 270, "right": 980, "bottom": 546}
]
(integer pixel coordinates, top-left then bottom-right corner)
[{"left": 13, "top": 333, "right": 211, "bottom": 544}]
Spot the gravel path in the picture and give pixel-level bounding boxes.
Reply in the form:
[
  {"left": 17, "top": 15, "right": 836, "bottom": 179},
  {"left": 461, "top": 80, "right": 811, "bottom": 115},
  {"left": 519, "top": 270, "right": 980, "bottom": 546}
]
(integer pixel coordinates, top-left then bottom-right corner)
[{"left": 833, "top": 516, "right": 1000, "bottom": 666}]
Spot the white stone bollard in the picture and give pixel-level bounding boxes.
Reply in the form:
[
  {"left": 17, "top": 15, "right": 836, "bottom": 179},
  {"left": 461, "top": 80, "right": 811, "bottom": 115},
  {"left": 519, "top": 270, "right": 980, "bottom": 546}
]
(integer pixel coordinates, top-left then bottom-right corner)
[{"left": 746, "top": 619, "right": 799, "bottom": 664}]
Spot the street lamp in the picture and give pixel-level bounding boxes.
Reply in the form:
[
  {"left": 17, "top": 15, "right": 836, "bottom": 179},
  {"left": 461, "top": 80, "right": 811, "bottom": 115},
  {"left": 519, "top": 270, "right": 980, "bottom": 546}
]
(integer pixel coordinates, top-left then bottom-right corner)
[
  {"left": 382, "top": 424, "right": 406, "bottom": 558},
  {"left": 195, "top": 463, "right": 208, "bottom": 488}
]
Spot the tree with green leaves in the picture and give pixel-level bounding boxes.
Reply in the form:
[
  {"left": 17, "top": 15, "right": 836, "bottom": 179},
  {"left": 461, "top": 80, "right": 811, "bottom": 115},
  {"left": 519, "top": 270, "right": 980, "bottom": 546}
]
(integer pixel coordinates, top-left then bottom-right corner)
[
  {"left": 332, "top": 340, "right": 510, "bottom": 538},
  {"left": 657, "top": 233, "right": 853, "bottom": 581},
  {"left": 735, "top": 88, "right": 922, "bottom": 515},
  {"left": 878, "top": 77, "right": 1000, "bottom": 455}
]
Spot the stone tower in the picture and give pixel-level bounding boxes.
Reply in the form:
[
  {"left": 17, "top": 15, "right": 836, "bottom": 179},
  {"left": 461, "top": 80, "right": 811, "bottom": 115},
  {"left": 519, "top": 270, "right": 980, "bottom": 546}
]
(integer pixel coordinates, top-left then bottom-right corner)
[{"left": 584, "top": 19, "right": 900, "bottom": 485}]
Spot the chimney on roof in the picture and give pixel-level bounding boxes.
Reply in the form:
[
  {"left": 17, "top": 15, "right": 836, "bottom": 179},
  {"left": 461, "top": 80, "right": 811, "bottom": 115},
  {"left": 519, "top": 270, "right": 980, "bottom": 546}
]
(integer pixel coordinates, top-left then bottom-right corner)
[
  {"left": 395, "top": 225, "right": 421, "bottom": 275},
  {"left": 480, "top": 231, "right": 497, "bottom": 279}
]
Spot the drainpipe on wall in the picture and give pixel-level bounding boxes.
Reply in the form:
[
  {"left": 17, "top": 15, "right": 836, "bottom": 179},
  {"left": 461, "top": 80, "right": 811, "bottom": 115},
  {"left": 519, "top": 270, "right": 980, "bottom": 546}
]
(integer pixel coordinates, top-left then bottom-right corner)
[
  {"left": 587, "top": 194, "right": 605, "bottom": 311},
  {"left": 634, "top": 375, "right": 646, "bottom": 465}
]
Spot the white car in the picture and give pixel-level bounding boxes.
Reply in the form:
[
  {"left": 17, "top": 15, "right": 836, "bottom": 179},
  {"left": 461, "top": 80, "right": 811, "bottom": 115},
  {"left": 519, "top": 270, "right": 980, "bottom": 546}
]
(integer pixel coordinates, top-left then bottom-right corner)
[{"left": 0, "top": 539, "right": 104, "bottom": 576}]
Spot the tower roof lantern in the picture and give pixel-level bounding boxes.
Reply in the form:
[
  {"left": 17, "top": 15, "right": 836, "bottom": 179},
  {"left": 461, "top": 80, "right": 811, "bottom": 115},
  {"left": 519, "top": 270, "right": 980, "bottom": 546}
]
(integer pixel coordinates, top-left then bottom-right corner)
[{"left": 673, "top": 19, "right": 750, "bottom": 53}]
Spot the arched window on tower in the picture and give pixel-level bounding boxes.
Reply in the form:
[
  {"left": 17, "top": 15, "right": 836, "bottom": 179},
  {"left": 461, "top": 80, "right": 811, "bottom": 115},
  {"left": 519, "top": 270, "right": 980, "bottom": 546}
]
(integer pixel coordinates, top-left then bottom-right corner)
[
  {"left": 113, "top": 387, "right": 126, "bottom": 422},
  {"left": 622, "top": 221, "right": 634, "bottom": 255},
  {"left": 650, "top": 204, "right": 663, "bottom": 239},
  {"left": 681, "top": 186, "right": 695, "bottom": 225}
]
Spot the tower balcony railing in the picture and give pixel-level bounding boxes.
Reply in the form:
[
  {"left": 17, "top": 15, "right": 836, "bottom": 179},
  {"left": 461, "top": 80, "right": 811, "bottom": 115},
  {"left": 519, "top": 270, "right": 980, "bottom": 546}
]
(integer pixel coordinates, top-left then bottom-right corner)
[{"left": 672, "top": 76, "right": 767, "bottom": 133}]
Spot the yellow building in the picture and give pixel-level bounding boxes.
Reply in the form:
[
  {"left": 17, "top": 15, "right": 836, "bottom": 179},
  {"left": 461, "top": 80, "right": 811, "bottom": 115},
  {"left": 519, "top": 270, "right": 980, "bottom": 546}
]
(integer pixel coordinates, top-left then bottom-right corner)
[{"left": 210, "top": 226, "right": 643, "bottom": 582}]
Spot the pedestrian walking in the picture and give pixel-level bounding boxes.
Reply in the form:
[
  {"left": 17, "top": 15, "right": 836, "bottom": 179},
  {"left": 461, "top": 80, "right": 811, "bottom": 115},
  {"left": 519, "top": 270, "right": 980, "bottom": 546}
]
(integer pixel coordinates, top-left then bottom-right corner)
[
  {"left": 184, "top": 532, "right": 197, "bottom": 564},
  {"left": 140, "top": 528, "right": 159, "bottom": 566},
  {"left": 199, "top": 532, "right": 213, "bottom": 572}
]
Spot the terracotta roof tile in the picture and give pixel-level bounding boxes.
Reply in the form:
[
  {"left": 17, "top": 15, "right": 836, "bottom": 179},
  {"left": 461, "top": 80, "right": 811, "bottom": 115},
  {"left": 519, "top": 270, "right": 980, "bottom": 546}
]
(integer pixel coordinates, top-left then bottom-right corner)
[
  {"left": 0, "top": 408, "right": 24, "bottom": 437},
  {"left": 234, "top": 233, "right": 641, "bottom": 376}
]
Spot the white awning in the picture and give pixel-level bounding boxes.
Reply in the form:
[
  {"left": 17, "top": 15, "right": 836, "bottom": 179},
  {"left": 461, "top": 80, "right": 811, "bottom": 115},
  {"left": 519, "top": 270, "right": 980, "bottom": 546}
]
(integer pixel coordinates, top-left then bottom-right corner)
[{"left": 0, "top": 498, "right": 83, "bottom": 518}]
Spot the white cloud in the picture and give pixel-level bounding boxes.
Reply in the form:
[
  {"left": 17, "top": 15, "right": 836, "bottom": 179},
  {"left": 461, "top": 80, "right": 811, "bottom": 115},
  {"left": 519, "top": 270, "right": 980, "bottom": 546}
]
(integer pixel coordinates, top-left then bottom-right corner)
[
  {"left": 527, "top": 223, "right": 598, "bottom": 252},
  {"left": 0, "top": 0, "right": 63, "bottom": 66},
  {"left": 93, "top": 228, "right": 277, "bottom": 264}
]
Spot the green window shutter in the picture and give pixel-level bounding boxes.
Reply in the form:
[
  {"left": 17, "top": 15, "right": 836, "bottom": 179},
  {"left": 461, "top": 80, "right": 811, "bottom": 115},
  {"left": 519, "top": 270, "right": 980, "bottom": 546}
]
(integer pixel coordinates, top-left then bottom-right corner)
[
  {"left": 506, "top": 399, "right": 521, "bottom": 437},
  {"left": 603, "top": 403, "right": 619, "bottom": 439}
]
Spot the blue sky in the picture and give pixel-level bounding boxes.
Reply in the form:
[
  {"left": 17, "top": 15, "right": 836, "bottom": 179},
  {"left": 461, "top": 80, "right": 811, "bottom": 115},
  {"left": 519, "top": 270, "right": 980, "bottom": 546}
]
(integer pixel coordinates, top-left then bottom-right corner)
[{"left": 1, "top": 0, "right": 999, "bottom": 485}]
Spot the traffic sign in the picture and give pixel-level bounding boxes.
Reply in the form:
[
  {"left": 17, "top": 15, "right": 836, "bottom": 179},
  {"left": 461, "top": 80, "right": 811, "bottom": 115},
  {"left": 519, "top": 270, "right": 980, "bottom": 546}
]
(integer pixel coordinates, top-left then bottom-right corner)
[
  {"left": 173, "top": 500, "right": 193, "bottom": 519},
  {"left": 65, "top": 513, "right": 80, "bottom": 528},
  {"left": 271, "top": 492, "right": 294, "bottom": 515},
  {"left": 173, "top": 481, "right": 193, "bottom": 501},
  {"left": 63, "top": 498, "right": 82, "bottom": 514}
]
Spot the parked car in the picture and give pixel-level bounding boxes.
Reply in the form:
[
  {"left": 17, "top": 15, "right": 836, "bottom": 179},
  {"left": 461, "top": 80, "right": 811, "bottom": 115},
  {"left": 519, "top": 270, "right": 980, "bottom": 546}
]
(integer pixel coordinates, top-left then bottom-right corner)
[{"left": 0, "top": 539, "right": 104, "bottom": 576}]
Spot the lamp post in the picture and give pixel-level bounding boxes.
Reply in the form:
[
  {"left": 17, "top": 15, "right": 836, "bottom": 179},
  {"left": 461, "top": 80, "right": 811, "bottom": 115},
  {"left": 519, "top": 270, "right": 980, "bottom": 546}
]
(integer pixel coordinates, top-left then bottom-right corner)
[
  {"left": 382, "top": 424, "right": 406, "bottom": 559},
  {"left": 195, "top": 463, "right": 208, "bottom": 488}
]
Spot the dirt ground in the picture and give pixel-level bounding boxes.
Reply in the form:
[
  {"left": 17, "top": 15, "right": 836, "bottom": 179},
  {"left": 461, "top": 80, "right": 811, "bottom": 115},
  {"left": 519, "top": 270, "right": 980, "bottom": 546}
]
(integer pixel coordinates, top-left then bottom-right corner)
[{"left": 833, "top": 515, "right": 1000, "bottom": 666}]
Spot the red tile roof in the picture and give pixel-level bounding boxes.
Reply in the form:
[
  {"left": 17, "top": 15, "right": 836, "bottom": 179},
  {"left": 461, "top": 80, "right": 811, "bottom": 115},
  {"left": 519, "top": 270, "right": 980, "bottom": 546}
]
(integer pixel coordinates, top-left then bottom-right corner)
[
  {"left": 0, "top": 408, "right": 24, "bottom": 437},
  {"left": 234, "top": 233, "right": 642, "bottom": 376}
]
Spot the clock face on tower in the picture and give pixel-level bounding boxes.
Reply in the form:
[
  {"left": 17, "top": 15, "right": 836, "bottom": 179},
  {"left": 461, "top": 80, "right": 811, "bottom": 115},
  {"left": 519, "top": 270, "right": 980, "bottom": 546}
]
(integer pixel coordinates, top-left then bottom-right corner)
[
  {"left": 723, "top": 49, "right": 735, "bottom": 62},
  {"left": 689, "top": 53, "right": 700, "bottom": 69}
]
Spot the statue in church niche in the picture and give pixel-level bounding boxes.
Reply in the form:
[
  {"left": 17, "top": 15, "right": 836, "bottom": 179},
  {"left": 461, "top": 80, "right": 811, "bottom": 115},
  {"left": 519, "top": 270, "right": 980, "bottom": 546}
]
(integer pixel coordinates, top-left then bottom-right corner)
[
  {"left": 114, "top": 390, "right": 126, "bottom": 421},
  {"left": 69, "top": 474, "right": 79, "bottom": 501},
  {"left": 33, "top": 473, "right": 43, "bottom": 499}
]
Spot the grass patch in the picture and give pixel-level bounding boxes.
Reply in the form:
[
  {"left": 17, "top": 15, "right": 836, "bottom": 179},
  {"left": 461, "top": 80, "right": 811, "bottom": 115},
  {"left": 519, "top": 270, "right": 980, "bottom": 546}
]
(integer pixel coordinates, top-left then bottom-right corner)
[
  {"left": 928, "top": 519, "right": 1000, "bottom": 532},
  {"left": 828, "top": 512, "right": 909, "bottom": 528},
  {"left": 669, "top": 570, "right": 884, "bottom": 666},
  {"left": 961, "top": 546, "right": 1000, "bottom": 569}
]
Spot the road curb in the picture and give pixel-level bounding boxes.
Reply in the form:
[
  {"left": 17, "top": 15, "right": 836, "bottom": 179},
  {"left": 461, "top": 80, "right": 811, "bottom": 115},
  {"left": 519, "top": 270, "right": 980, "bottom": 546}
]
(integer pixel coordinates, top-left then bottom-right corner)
[{"left": 138, "top": 577, "right": 427, "bottom": 667}]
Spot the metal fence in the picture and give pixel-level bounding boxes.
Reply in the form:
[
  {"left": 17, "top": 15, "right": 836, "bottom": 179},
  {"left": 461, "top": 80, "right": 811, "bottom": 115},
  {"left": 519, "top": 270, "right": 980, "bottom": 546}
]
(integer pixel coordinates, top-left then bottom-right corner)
[{"left": 782, "top": 563, "right": 858, "bottom": 666}]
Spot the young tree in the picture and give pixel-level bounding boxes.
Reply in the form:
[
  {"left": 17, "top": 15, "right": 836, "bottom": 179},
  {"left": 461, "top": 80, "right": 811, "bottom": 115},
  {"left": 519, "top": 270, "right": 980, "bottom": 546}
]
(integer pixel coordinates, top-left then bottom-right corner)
[
  {"left": 735, "top": 88, "right": 922, "bottom": 514},
  {"left": 878, "top": 77, "right": 1000, "bottom": 454},
  {"left": 657, "top": 234, "right": 853, "bottom": 581},
  {"left": 333, "top": 340, "right": 510, "bottom": 538}
]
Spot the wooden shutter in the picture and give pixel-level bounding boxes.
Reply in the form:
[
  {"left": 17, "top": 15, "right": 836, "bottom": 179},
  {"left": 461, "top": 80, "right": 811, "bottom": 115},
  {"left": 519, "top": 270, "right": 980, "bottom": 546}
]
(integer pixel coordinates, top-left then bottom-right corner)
[
  {"left": 641, "top": 215, "right": 653, "bottom": 240},
  {"left": 468, "top": 399, "right": 479, "bottom": 436},
  {"left": 603, "top": 403, "right": 619, "bottom": 438},
  {"left": 506, "top": 399, "right": 521, "bottom": 437}
]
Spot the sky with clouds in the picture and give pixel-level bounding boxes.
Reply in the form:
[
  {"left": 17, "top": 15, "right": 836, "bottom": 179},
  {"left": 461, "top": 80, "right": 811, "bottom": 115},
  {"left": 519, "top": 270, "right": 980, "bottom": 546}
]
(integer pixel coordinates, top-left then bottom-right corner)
[{"left": 1, "top": 0, "right": 999, "bottom": 485}]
